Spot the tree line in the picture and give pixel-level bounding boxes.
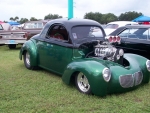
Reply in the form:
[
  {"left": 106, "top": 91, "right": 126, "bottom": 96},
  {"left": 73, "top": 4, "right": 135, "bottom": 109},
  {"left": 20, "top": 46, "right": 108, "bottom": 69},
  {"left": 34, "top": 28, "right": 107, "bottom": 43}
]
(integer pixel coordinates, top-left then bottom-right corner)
[{"left": 7, "top": 11, "right": 142, "bottom": 24}]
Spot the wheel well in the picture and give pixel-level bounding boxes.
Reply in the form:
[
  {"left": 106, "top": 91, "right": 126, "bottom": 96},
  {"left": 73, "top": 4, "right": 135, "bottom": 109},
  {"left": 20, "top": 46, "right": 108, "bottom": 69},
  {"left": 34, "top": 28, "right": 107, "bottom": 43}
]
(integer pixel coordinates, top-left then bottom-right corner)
[
  {"left": 70, "top": 71, "right": 79, "bottom": 85},
  {"left": 22, "top": 50, "right": 27, "bottom": 55}
]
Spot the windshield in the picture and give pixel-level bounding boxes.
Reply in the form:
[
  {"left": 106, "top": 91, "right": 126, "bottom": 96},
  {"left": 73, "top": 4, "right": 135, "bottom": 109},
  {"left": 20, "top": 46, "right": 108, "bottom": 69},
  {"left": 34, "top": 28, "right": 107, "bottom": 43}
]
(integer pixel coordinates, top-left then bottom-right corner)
[
  {"left": 0, "top": 24, "right": 3, "bottom": 30},
  {"left": 105, "top": 24, "right": 119, "bottom": 29},
  {"left": 24, "top": 22, "right": 43, "bottom": 29},
  {"left": 71, "top": 26, "right": 104, "bottom": 43}
]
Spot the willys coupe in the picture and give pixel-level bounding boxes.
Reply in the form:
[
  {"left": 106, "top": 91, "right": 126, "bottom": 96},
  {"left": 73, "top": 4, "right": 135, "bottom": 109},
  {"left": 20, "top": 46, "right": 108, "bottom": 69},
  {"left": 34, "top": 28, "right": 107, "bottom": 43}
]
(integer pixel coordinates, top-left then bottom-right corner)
[{"left": 19, "top": 18, "right": 150, "bottom": 96}]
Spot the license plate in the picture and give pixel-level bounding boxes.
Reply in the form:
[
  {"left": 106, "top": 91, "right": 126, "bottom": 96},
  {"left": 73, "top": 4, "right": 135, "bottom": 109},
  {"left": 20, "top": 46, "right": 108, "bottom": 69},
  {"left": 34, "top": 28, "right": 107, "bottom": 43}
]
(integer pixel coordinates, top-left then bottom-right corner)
[{"left": 9, "top": 40, "right": 15, "bottom": 44}]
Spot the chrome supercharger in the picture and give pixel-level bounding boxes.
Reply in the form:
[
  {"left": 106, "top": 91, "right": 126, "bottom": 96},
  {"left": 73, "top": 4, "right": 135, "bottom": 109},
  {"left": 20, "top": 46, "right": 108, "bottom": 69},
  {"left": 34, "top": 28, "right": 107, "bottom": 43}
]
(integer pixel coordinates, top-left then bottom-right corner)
[{"left": 94, "top": 40, "right": 124, "bottom": 63}]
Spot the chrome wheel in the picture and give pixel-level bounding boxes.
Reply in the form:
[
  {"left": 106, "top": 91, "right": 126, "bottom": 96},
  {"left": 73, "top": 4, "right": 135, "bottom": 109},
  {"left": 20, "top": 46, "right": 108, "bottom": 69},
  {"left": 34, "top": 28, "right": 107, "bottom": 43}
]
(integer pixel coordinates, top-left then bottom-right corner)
[
  {"left": 25, "top": 52, "right": 30, "bottom": 66},
  {"left": 23, "top": 51, "right": 37, "bottom": 70},
  {"left": 76, "top": 72, "right": 90, "bottom": 93}
]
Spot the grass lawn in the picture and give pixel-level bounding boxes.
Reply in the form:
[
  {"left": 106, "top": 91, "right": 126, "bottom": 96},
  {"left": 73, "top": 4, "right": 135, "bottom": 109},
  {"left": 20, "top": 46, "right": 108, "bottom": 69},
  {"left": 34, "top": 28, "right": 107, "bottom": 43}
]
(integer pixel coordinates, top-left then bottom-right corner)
[{"left": 0, "top": 45, "right": 150, "bottom": 113}]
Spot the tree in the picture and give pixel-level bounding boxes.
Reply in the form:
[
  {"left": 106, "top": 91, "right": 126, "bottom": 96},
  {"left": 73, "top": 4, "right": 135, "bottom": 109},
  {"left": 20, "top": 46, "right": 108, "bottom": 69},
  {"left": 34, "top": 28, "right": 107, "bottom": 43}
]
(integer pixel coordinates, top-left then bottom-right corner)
[
  {"left": 84, "top": 12, "right": 118, "bottom": 24},
  {"left": 14, "top": 16, "right": 19, "bottom": 22},
  {"left": 10, "top": 17, "right": 14, "bottom": 21},
  {"left": 30, "top": 17, "right": 38, "bottom": 21},
  {"left": 44, "top": 13, "right": 62, "bottom": 19},
  {"left": 101, "top": 13, "right": 118, "bottom": 24},
  {"left": 118, "top": 11, "right": 143, "bottom": 21},
  {"left": 9, "top": 16, "right": 19, "bottom": 22},
  {"left": 19, "top": 18, "right": 29, "bottom": 24},
  {"left": 84, "top": 12, "right": 103, "bottom": 23}
]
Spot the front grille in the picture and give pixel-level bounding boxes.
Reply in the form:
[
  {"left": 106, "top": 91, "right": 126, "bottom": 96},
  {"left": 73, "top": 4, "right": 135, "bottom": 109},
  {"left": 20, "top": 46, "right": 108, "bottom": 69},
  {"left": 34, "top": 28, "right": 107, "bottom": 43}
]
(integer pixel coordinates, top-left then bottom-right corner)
[
  {"left": 119, "top": 71, "right": 143, "bottom": 88},
  {"left": 134, "top": 71, "right": 143, "bottom": 86},
  {"left": 119, "top": 74, "right": 134, "bottom": 88}
]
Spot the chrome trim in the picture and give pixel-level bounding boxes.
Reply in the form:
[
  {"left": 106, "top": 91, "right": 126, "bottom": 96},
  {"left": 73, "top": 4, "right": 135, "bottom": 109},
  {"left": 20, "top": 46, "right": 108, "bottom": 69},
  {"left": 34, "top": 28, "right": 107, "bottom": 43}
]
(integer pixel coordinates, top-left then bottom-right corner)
[
  {"left": 133, "top": 71, "right": 143, "bottom": 86},
  {"left": 119, "top": 74, "right": 134, "bottom": 88},
  {"left": 119, "top": 71, "right": 143, "bottom": 88}
]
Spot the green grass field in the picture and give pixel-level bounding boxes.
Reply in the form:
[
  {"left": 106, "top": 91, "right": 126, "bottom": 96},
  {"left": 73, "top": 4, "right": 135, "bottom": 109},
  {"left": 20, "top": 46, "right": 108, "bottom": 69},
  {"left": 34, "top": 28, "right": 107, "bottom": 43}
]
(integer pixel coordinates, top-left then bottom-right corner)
[{"left": 0, "top": 45, "right": 150, "bottom": 113}]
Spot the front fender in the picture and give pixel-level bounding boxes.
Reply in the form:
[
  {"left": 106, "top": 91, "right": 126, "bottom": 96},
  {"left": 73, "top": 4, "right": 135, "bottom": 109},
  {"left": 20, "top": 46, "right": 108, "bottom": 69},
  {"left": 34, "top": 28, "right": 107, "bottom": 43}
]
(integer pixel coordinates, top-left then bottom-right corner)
[
  {"left": 124, "top": 53, "right": 150, "bottom": 83},
  {"left": 19, "top": 39, "right": 38, "bottom": 66},
  {"left": 62, "top": 59, "right": 109, "bottom": 96}
]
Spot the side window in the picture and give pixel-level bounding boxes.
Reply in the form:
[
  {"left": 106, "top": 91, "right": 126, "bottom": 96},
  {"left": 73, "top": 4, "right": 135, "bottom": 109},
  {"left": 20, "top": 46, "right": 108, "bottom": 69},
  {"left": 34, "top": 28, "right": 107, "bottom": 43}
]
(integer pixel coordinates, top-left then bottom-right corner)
[
  {"left": 37, "top": 23, "right": 43, "bottom": 28},
  {"left": 133, "top": 28, "right": 148, "bottom": 40},
  {"left": 47, "top": 25, "right": 69, "bottom": 41},
  {"left": 118, "top": 29, "right": 129, "bottom": 38},
  {"left": 128, "top": 28, "right": 139, "bottom": 39},
  {"left": 119, "top": 28, "right": 139, "bottom": 39},
  {"left": 142, "top": 29, "right": 148, "bottom": 40}
]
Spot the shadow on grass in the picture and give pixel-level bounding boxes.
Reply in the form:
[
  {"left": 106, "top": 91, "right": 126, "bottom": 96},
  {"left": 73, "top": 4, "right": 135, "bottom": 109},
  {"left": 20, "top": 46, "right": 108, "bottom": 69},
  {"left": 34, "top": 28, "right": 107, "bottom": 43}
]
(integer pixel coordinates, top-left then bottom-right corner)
[{"left": 0, "top": 45, "right": 22, "bottom": 51}]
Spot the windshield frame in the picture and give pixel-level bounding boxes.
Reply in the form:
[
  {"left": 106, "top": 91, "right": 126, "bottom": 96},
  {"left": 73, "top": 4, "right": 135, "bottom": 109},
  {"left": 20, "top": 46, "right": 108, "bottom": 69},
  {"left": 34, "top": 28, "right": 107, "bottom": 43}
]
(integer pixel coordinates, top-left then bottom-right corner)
[{"left": 71, "top": 25, "right": 104, "bottom": 44}]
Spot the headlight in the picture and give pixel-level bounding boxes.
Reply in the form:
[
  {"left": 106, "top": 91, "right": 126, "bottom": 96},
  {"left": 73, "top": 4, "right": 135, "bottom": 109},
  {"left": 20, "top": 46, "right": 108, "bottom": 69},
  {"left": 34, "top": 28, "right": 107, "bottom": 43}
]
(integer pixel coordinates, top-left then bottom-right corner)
[
  {"left": 102, "top": 68, "right": 111, "bottom": 82},
  {"left": 119, "top": 49, "right": 124, "bottom": 56},
  {"left": 146, "top": 60, "right": 150, "bottom": 72}
]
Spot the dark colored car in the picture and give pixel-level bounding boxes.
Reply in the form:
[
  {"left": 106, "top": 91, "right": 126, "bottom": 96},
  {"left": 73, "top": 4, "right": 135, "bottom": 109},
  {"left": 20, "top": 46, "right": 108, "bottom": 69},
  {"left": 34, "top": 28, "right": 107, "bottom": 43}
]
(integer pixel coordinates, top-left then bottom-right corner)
[
  {"left": 19, "top": 18, "right": 150, "bottom": 96},
  {"left": 107, "top": 25, "right": 150, "bottom": 59}
]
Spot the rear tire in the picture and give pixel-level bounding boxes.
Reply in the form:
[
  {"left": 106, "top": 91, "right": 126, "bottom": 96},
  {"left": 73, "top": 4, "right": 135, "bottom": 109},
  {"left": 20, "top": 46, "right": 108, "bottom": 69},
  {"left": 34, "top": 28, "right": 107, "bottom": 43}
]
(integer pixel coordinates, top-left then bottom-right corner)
[
  {"left": 75, "top": 72, "right": 92, "bottom": 95},
  {"left": 8, "top": 44, "right": 16, "bottom": 49},
  {"left": 23, "top": 51, "right": 34, "bottom": 70}
]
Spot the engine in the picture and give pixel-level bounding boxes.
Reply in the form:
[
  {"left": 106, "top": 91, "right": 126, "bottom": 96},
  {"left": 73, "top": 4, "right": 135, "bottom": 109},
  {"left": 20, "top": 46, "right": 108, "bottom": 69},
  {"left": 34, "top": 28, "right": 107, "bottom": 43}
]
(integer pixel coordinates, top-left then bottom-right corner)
[{"left": 94, "top": 40, "right": 124, "bottom": 62}]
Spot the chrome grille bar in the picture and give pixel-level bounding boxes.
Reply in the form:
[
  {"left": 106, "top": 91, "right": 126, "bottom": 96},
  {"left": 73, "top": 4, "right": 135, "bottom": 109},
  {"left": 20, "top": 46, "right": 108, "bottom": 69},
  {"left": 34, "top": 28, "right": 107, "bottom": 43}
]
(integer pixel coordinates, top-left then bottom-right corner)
[
  {"left": 119, "top": 74, "right": 134, "bottom": 88},
  {"left": 134, "top": 71, "right": 143, "bottom": 86}
]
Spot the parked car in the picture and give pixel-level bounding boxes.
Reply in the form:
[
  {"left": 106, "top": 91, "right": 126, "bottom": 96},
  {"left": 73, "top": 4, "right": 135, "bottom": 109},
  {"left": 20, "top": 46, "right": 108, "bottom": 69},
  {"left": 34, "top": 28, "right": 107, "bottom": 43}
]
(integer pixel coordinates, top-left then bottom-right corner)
[
  {"left": 107, "top": 25, "right": 150, "bottom": 59},
  {"left": 104, "top": 21, "right": 138, "bottom": 35},
  {"left": 19, "top": 18, "right": 150, "bottom": 97},
  {"left": 0, "top": 22, "right": 27, "bottom": 48},
  {"left": 21, "top": 20, "right": 49, "bottom": 40},
  {"left": 0, "top": 20, "right": 49, "bottom": 49}
]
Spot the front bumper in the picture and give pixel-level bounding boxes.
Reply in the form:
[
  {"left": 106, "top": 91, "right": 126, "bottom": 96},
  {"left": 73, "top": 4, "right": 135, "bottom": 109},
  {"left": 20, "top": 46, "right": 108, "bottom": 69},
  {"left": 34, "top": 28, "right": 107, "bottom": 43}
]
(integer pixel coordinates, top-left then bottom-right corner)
[{"left": 107, "top": 70, "right": 145, "bottom": 94}]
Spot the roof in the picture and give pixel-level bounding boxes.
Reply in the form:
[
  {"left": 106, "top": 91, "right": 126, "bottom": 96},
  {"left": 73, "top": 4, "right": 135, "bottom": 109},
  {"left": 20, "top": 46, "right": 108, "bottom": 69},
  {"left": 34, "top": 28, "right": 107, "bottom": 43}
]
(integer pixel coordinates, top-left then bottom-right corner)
[
  {"left": 7, "top": 21, "right": 20, "bottom": 25},
  {"left": 46, "top": 18, "right": 101, "bottom": 28},
  {"left": 125, "top": 25, "right": 150, "bottom": 28},
  {"left": 132, "top": 15, "right": 150, "bottom": 22},
  {"left": 107, "top": 21, "right": 138, "bottom": 25}
]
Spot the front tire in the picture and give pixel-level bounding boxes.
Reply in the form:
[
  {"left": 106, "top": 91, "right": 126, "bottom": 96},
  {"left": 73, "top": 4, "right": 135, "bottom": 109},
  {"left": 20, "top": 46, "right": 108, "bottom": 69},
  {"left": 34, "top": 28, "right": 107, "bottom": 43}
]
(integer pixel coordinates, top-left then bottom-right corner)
[{"left": 75, "top": 72, "right": 92, "bottom": 95}]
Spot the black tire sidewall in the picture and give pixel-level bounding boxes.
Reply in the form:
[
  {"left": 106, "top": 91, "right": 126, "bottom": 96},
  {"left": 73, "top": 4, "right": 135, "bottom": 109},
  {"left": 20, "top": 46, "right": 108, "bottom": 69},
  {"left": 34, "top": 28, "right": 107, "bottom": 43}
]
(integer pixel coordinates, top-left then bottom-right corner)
[
  {"left": 8, "top": 44, "right": 16, "bottom": 49},
  {"left": 23, "top": 51, "right": 32, "bottom": 69}
]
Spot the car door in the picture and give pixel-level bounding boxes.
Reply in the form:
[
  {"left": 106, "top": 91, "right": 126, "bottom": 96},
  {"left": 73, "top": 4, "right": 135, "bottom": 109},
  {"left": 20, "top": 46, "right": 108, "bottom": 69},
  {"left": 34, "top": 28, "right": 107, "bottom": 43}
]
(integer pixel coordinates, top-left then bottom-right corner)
[{"left": 37, "top": 24, "right": 73, "bottom": 75}]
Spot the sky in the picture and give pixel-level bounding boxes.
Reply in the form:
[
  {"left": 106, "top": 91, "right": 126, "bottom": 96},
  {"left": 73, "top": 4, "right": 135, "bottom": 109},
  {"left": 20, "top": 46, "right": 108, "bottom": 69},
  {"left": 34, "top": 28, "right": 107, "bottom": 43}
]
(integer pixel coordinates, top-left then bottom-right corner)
[{"left": 0, "top": 0, "right": 150, "bottom": 21}]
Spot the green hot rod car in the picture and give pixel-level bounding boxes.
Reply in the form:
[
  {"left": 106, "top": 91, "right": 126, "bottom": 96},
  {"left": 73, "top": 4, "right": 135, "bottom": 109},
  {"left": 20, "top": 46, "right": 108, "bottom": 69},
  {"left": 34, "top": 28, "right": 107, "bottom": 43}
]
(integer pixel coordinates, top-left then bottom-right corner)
[{"left": 19, "top": 18, "right": 150, "bottom": 96}]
